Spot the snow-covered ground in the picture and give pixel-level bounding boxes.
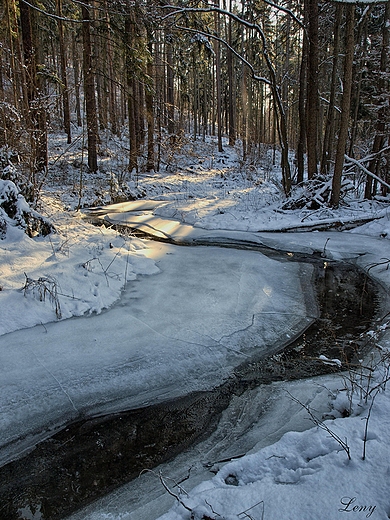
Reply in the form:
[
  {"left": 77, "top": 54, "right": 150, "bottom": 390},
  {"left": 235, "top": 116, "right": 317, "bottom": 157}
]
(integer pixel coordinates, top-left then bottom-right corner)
[
  {"left": 157, "top": 380, "right": 390, "bottom": 520},
  {"left": 1, "top": 134, "right": 390, "bottom": 519}
]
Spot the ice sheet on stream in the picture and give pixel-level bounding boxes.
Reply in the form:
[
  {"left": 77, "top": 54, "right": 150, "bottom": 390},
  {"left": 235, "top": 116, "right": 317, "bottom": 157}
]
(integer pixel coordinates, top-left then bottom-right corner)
[
  {"left": 0, "top": 241, "right": 315, "bottom": 466},
  {"left": 66, "top": 375, "right": 345, "bottom": 520}
]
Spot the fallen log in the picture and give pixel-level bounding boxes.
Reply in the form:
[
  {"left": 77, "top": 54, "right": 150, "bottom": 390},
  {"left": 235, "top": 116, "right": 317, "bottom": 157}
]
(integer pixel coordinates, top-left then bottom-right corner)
[{"left": 258, "top": 214, "right": 386, "bottom": 233}]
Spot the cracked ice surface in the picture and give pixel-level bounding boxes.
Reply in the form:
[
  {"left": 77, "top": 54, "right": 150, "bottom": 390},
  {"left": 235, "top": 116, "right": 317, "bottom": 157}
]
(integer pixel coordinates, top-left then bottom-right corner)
[{"left": 0, "top": 240, "right": 315, "bottom": 466}]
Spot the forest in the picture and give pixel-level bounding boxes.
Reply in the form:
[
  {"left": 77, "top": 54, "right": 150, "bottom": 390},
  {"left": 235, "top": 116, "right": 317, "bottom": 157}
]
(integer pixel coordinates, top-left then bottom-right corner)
[
  {"left": 2, "top": 3, "right": 390, "bottom": 519},
  {"left": 0, "top": 0, "right": 389, "bottom": 214}
]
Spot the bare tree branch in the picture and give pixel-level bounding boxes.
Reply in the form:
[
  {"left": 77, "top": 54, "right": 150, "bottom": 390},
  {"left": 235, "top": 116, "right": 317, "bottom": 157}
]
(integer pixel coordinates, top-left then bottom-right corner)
[
  {"left": 173, "top": 25, "right": 272, "bottom": 85},
  {"left": 263, "top": 0, "right": 305, "bottom": 29}
]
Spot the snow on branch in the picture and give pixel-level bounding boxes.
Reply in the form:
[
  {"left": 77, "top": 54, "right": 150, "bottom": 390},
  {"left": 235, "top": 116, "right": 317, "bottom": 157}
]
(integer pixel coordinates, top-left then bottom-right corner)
[
  {"left": 356, "top": 146, "right": 390, "bottom": 165},
  {"left": 190, "top": 32, "right": 215, "bottom": 54},
  {"left": 344, "top": 154, "right": 390, "bottom": 191},
  {"left": 19, "top": 0, "right": 86, "bottom": 23},
  {"left": 161, "top": 4, "right": 269, "bottom": 46},
  {"left": 19, "top": 0, "right": 119, "bottom": 24}
]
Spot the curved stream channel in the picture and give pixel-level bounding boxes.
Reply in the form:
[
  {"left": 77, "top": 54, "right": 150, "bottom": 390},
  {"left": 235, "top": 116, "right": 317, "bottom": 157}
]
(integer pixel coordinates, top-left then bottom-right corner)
[{"left": 0, "top": 238, "right": 384, "bottom": 520}]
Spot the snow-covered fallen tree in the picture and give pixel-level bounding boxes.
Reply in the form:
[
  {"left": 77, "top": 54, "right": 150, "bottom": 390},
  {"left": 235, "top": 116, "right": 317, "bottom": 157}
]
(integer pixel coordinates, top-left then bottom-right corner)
[{"left": 282, "top": 175, "right": 355, "bottom": 211}]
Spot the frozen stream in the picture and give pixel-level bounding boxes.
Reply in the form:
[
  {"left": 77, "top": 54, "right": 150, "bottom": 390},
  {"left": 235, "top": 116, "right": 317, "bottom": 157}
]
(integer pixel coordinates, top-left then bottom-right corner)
[
  {"left": 0, "top": 243, "right": 313, "bottom": 465},
  {"left": 0, "top": 203, "right": 385, "bottom": 519}
]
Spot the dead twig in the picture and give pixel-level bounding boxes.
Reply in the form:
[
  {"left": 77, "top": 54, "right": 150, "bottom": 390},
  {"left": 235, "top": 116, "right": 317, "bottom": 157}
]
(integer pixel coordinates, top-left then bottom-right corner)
[
  {"left": 23, "top": 273, "right": 62, "bottom": 319},
  {"left": 238, "top": 499, "right": 265, "bottom": 520},
  {"left": 287, "top": 391, "right": 351, "bottom": 460},
  {"left": 140, "top": 469, "right": 192, "bottom": 513}
]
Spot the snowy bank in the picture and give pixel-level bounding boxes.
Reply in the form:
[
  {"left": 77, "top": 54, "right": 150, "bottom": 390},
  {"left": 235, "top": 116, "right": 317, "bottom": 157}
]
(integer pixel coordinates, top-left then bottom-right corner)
[{"left": 0, "top": 198, "right": 158, "bottom": 335}]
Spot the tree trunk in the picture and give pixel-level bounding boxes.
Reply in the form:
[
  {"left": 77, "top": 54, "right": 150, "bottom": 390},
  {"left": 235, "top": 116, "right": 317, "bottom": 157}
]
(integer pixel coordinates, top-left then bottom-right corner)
[
  {"left": 306, "top": 0, "right": 319, "bottom": 178},
  {"left": 0, "top": 45, "right": 4, "bottom": 146},
  {"left": 145, "top": 39, "right": 155, "bottom": 172},
  {"left": 125, "top": 14, "right": 138, "bottom": 173},
  {"left": 282, "top": 13, "right": 291, "bottom": 147},
  {"left": 95, "top": 42, "right": 107, "bottom": 131},
  {"left": 155, "top": 32, "right": 163, "bottom": 170},
  {"left": 227, "top": 0, "right": 236, "bottom": 147},
  {"left": 242, "top": 62, "right": 248, "bottom": 161},
  {"left": 107, "top": 43, "right": 118, "bottom": 135},
  {"left": 136, "top": 78, "right": 145, "bottom": 153},
  {"left": 192, "top": 50, "right": 198, "bottom": 139},
  {"left": 297, "top": 5, "right": 308, "bottom": 184},
  {"left": 127, "top": 78, "right": 138, "bottom": 173},
  {"left": 348, "top": 8, "right": 370, "bottom": 158},
  {"left": 102, "top": 0, "right": 118, "bottom": 136},
  {"left": 214, "top": 6, "right": 223, "bottom": 152},
  {"left": 72, "top": 38, "right": 82, "bottom": 127},
  {"left": 331, "top": 4, "right": 355, "bottom": 208},
  {"left": 6, "top": 0, "right": 22, "bottom": 114},
  {"left": 56, "top": 0, "right": 71, "bottom": 144},
  {"left": 82, "top": 2, "right": 98, "bottom": 172},
  {"left": 166, "top": 38, "right": 175, "bottom": 136},
  {"left": 19, "top": 0, "right": 47, "bottom": 190},
  {"left": 320, "top": 3, "right": 342, "bottom": 175},
  {"left": 261, "top": 40, "right": 291, "bottom": 194},
  {"left": 365, "top": 1, "right": 389, "bottom": 198},
  {"left": 202, "top": 61, "right": 208, "bottom": 141}
]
